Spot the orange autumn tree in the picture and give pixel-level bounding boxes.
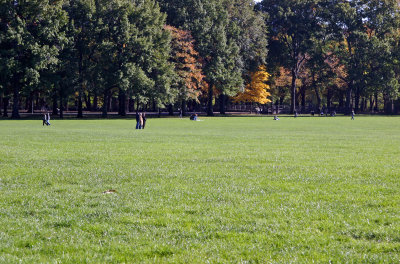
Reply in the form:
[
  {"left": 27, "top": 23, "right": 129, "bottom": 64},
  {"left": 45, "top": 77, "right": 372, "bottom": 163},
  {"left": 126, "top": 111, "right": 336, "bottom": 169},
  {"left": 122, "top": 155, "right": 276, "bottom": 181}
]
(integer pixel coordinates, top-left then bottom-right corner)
[
  {"left": 235, "top": 65, "right": 271, "bottom": 104},
  {"left": 165, "top": 25, "right": 205, "bottom": 107}
]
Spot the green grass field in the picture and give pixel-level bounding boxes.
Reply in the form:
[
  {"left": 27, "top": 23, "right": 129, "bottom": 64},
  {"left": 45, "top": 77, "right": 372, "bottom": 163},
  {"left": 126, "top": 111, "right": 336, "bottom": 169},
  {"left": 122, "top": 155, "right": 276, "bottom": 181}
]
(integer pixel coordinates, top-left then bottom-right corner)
[{"left": 1, "top": 116, "right": 400, "bottom": 263}]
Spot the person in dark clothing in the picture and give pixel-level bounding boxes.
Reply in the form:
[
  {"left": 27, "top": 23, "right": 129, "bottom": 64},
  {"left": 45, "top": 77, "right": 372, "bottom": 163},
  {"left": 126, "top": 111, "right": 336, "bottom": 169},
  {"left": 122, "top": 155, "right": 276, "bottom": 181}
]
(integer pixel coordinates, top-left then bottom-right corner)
[
  {"left": 135, "top": 112, "right": 141, "bottom": 129},
  {"left": 46, "top": 113, "right": 51, "bottom": 125},
  {"left": 142, "top": 113, "right": 147, "bottom": 129},
  {"left": 43, "top": 113, "right": 47, "bottom": 126}
]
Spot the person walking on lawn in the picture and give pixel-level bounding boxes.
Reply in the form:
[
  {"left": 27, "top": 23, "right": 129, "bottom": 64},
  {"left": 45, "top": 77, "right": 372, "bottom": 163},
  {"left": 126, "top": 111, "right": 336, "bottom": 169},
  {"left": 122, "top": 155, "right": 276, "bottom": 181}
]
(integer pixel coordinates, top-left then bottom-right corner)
[
  {"left": 135, "top": 111, "right": 141, "bottom": 129},
  {"left": 46, "top": 112, "right": 51, "bottom": 125},
  {"left": 142, "top": 112, "right": 147, "bottom": 129},
  {"left": 139, "top": 113, "right": 143, "bottom": 129},
  {"left": 43, "top": 113, "right": 47, "bottom": 126}
]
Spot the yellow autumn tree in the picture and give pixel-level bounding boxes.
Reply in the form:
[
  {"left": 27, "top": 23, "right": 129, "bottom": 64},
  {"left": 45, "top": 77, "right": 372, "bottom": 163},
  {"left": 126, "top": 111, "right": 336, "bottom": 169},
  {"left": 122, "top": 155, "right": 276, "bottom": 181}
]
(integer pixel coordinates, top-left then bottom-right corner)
[{"left": 235, "top": 65, "right": 271, "bottom": 104}]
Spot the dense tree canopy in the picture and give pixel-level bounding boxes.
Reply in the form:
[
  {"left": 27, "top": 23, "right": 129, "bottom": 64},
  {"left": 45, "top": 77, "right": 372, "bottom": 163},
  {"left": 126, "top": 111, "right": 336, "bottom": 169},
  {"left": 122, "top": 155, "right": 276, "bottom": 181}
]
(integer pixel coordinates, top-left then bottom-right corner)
[{"left": 1, "top": 0, "right": 400, "bottom": 118}]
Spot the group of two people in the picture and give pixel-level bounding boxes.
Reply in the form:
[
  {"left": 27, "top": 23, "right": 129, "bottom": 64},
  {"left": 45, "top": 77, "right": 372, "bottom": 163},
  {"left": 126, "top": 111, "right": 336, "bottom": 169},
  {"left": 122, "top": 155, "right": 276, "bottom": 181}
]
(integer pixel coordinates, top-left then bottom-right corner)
[
  {"left": 135, "top": 112, "right": 146, "bottom": 129},
  {"left": 42, "top": 113, "right": 51, "bottom": 126}
]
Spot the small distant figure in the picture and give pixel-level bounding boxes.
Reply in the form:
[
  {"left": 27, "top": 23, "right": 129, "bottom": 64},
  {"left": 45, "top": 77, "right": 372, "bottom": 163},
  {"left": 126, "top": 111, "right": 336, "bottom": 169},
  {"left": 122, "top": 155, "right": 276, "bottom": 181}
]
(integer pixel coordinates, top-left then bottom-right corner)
[
  {"left": 43, "top": 112, "right": 50, "bottom": 126},
  {"left": 139, "top": 113, "right": 143, "bottom": 129},
  {"left": 179, "top": 108, "right": 183, "bottom": 118},
  {"left": 190, "top": 113, "right": 198, "bottom": 121},
  {"left": 142, "top": 112, "right": 147, "bottom": 129},
  {"left": 46, "top": 113, "right": 51, "bottom": 125},
  {"left": 43, "top": 113, "right": 47, "bottom": 126},
  {"left": 135, "top": 112, "right": 141, "bottom": 129},
  {"left": 351, "top": 110, "right": 355, "bottom": 120},
  {"left": 331, "top": 111, "right": 336, "bottom": 117},
  {"left": 311, "top": 110, "right": 315, "bottom": 116},
  {"left": 273, "top": 115, "right": 280, "bottom": 120},
  {"left": 294, "top": 110, "right": 298, "bottom": 118},
  {"left": 320, "top": 110, "right": 324, "bottom": 116}
]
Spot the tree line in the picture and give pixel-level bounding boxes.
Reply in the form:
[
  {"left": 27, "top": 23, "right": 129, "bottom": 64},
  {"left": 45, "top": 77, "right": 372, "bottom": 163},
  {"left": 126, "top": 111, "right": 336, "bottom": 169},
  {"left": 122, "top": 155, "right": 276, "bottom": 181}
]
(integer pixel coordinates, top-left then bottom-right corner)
[{"left": 1, "top": 0, "right": 400, "bottom": 119}]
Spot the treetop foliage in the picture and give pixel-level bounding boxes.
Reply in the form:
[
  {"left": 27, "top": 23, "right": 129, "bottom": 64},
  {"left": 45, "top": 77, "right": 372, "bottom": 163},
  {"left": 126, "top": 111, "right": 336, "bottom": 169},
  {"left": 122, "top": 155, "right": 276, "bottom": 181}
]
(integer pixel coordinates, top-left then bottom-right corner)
[{"left": 1, "top": 0, "right": 400, "bottom": 117}]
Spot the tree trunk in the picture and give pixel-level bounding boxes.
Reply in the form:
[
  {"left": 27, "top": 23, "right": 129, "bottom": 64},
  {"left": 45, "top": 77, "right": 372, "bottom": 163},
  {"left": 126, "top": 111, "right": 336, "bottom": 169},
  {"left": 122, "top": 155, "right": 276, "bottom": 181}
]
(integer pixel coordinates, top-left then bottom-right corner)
[
  {"left": 84, "top": 91, "right": 92, "bottom": 111},
  {"left": 77, "top": 51, "right": 84, "bottom": 118},
  {"left": 394, "top": 99, "right": 400, "bottom": 114},
  {"left": 219, "top": 94, "right": 226, "bottom": 115},
  {"left": 129, "top": 98, "right": 135, "bottom": 113},
  {"left": 35, "top": 92, "right": 40, "bottom": 110},
  {"left": 93, "top": 92, "right": 98, "bottom": 111},
  {"left": 290, "top": 69, "right": 297, "bottom": 114},
  {"left": 77, "top": 90, "right": 83, "bottom": 118},
  {"left": 207, "top": 83, "right": 214, "bottom": 116},
  {"left": 354, "top": 87, "right": 360, "bottom": 113},
  {"left": 168, "top": 104, "right": 174, "bottom": 116},
  {"left": 300, "top": 85, "right": 306, "bottom": 113},
  {"left": 0, "top": 95, "right": 2, "bottom": 116},
  {"left": 52, "top": 90, "right": 58, "bottom": 115},
  {"left": 152, "top": 99, "right": 156, "bottom": 112},
  {"left": 374, "top": 92, "right": 378, "bottom": 112},
  {"left": 327, "top": 88, "right": 332, "bottom": 112},
  {"left": 59, "top": 89, "right": 64, "bottom": 119},
  {"left": 279, "top": 96, "right": 284, "bottom": 106},
  {"left": 111, "top": 97, "right": 117, "bottom": 112},
  {"left": 313, "top": 73, "right": 321, "bottom": 110},
  {"left": 11, "top": 79, "right": 20, "bottom": 119},
  {"left": 383, "top": 94, "right": 392, "bottom": 115},
  {"left": 3, "top": 97, "right": 9, "bottom": 117},
  {"left": 118, "top": 88, "right": 126, "bottom": 116},
  {"left": 102, "top": 89, "right": 109, "bottom": 118},
  {"left": 29, "top": 91, "right": 34, "bottom": 113},
  {"left": 369, "top": 95, "right": 374, "bottom": 112},
  {"left": 345, "top": 84, "right": 353, "bottom": 115},
  {"left": 24, "top": 94, "right": 29, "bottom": 112},
  {"left": 360, "top": 97, "right": 365, "bottom": 112},
  {"left": 295, "top": 87, "right": 301, "bottom": 111},
  {"left": 339, "top": 91, "right": 344, "bottom": 109},
  {"left": 136, "top": 99, "right": 140, "bottom": 112},
  {"left": 182, "top": 99, "right": 187, "bottom": 116}
]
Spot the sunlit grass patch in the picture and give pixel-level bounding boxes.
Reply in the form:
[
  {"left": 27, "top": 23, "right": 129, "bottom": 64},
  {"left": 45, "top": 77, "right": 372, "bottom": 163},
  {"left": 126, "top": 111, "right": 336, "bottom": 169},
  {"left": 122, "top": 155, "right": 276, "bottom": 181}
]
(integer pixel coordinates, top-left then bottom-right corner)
[{"left": 0, "top": 116, "right": 399, "bottom": 263}]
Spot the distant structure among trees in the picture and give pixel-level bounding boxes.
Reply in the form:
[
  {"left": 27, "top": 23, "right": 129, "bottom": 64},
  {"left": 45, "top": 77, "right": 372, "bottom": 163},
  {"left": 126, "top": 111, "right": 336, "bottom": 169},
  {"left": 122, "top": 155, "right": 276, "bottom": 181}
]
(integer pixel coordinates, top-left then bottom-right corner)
[{"left": 1, "top": 0, "right": 400, "bottom": 118}]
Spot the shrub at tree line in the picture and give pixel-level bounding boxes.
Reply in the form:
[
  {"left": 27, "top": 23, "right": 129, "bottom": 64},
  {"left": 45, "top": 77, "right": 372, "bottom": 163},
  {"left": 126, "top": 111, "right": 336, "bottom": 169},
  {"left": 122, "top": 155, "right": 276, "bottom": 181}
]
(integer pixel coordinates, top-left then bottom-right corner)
[{"left": 1, "top": 0, "right": 400, "bottom": 118}]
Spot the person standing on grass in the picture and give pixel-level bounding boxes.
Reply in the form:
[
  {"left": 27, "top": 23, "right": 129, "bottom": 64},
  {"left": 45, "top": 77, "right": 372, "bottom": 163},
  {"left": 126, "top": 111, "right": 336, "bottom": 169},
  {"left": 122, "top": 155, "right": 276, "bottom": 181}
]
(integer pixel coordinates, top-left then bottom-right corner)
[
  {"left": 43, "top": 113, "right": 47, "bottom": 126},
  {"left": 142, "top": 112, "right": 147, "bottom": 129},
  {"left": 135, "top": 111, "right": 141, "bottom": 129},
  {"left": 351, "top": 109, "right": 355, "bottom": 120},
  {"left": 46, "top": 112, "right": 51, "bottom": 125},
  {"left": 139, "top": 113, "right": 143, "bottom": 129}
]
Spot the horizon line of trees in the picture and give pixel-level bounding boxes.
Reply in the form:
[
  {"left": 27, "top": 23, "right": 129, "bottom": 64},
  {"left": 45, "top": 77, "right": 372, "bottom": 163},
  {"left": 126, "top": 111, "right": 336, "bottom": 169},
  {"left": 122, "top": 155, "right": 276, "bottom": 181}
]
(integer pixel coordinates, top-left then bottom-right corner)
[{"left": 1, "top": 0, "right": 400, "bottom": 119}]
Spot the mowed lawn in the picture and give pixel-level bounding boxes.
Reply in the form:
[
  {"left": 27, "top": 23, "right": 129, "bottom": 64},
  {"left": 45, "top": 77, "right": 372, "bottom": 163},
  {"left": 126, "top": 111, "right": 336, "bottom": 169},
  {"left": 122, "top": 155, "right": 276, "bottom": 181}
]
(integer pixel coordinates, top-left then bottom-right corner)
[{"left": 0, "top": 116, "right": 399, "bottom": 263}]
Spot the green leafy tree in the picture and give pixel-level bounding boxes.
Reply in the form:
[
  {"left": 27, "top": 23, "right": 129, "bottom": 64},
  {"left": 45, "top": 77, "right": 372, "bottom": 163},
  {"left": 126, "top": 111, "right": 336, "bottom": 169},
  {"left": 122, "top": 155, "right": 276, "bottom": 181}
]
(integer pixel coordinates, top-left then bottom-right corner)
[
  {"left": 63, "top": 0, "right": 96, "bottom": 118},
  {"left": 258, "top": 0, "right": 321, "bottom": 114},
  {"left": 321, "top": 0, "right": 400, "bottom": 114},
  {"left": 0, "top": 0, "right": 67, "bottom": 118},
  {"left": 165, "top": 25, "right": 205, "bottom": 115},
  {"left": 95, "top": 0, "right": 173, "bottom": 117},
  {"left": 158, "top": 0, "right": 243, "bottom": 115}
]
